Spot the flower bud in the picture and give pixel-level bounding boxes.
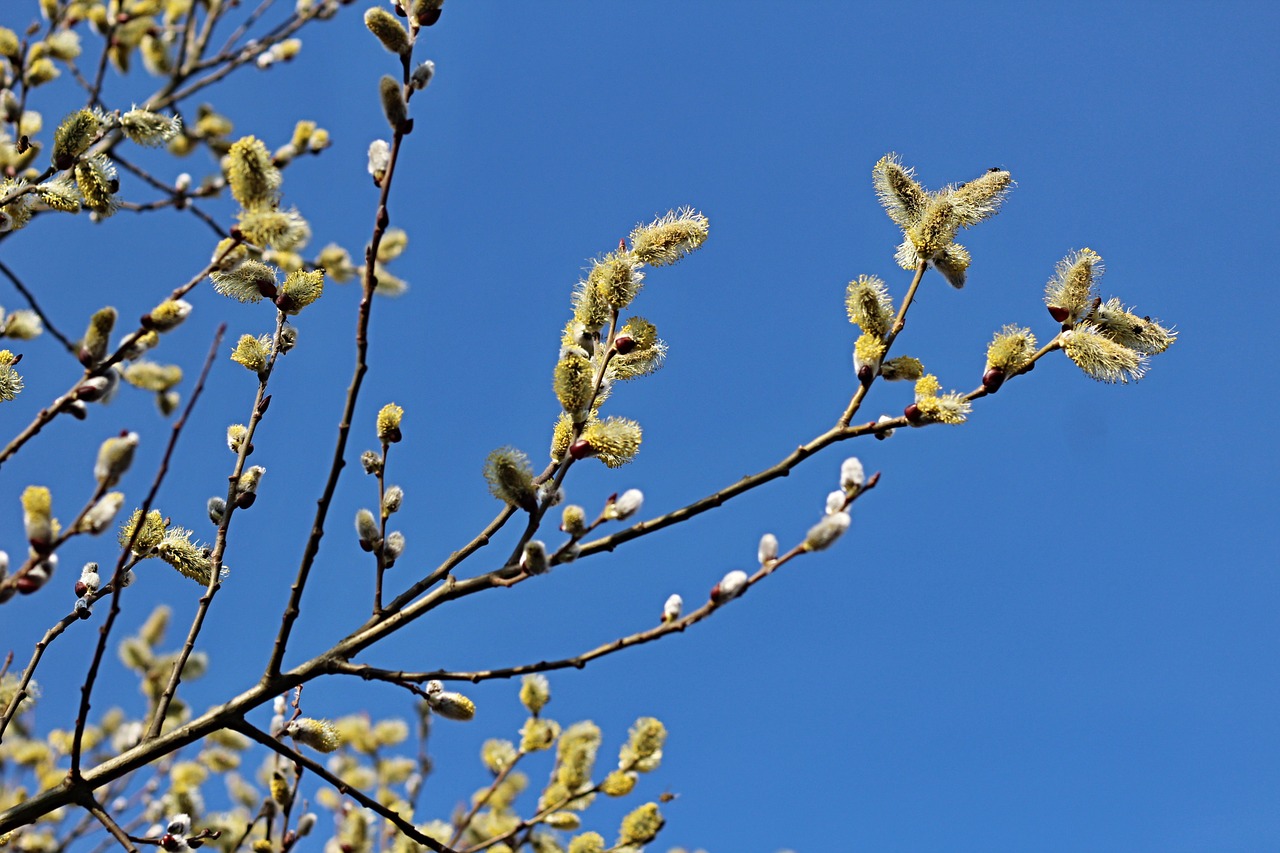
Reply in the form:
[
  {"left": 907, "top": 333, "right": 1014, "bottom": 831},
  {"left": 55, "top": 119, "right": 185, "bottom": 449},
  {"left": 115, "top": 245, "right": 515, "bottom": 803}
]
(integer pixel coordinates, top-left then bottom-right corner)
[
  {"left": 661, "top": 593, "right": 682, "bottom": 623},
  {"left": 561, "top": 504, "right": 587, "bottom": 536},
  {"left": 78, "top": 491, "right": 123, "bottom": 533},
  {"left": 840, "top": 457, "right": 865, "bottom": 491},
  {"left": 364, "top": 6, "right": 411, "bottom": 55},
  {"left": 424, "top": 680, "right": 476, "bottom": 721},
  {"left": 376, "top": 402, "right": 403, "bottom": 443},
  {"left": 410, "top": 60, "right": 435, "bottom": 90},
  {"left": 282, "top": 718, "right": 343, "bottom": 752},
  {"left": 78, "top": 562, "right": 101, "bottom": 594},
  {"left": 207, "top": 496, "right": 226, "bottom": 525},
  {"left": 384, "top": 530, "right": 405, "bottom": 565},
  {"left": 803, "top": 511, "right": 850, "bottom": 552},
  {"left": 382, "top": 484, "right": 404, "bottom": 515},
  {"left": 367, "top": 139, "right": 390, "bottom": 184},
  {"left": 710, "top": 569, "right": 748, "bottom": 604},
  {"left": 379, "top": 75, "right": 407, "bottom": 131},
  {"left": 606, "top": 488, "right": 644, "bottom": 520},
  {"left": 95, "top": 430, "right": 138, "bottom": 487},
  {"left": 874, "top": 414, "right": 896, "bottom": 440},
  {"left": 520, "top": 540, "right": 549, "bottom": 575},
  {"left": 520, "top": 674, "right": 550, "bottom": 715},
  {"left": 361, "top": 449, "right": 383, "bottom": 475},
  {"left": 758, "top": 533, "right": 778, "bottom": 565},
  {"left": 355, "top": 508, "right": 380, "bottom": 549}
]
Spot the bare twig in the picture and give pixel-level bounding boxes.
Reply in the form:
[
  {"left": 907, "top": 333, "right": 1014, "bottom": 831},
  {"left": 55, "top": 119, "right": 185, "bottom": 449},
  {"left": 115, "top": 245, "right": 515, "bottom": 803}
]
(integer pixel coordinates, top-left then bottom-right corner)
[
  {"left": 265, "top": 68, "right": 417, "bottom": 681},
  {"left": 231, "top": 720, "right": 460, "bottom": 853},
  {"left": 145, "top": 314, "right": 278, "bottom": 740},
  {"left": 79, "top": 793, "right": 138, "bottom": 853},
  {"left": 70, "top": 325, "right": 225, "bottom": 775},
  {"left": 0, "top": 259, "right": 77, "bottom": 354}
]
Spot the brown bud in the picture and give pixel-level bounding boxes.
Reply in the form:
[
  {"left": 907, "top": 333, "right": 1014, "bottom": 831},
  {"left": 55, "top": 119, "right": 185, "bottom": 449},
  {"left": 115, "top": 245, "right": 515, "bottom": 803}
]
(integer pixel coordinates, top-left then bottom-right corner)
[
  {"left": 904, "top": 403, "right": 927, "bottom": 426},
  {"left": 857, "top": 364, "right": 876, "bottom": 385},
  {"left": 75, "top": 580, "right": 89, "bottom": 597},
  {"left": 982, "top": 366, "right": 1006, "bottom": 393},
  {"left": 1047, "top": 304, "right": 1071, "bottom": 323},
  {"left": 569, "top": 439, "right": 595, "bottom": 460},
  {"left": 613, "top": 334, "right": 635, "bottom": 355},
  {"left": 234, "top": 492, "right": 257, "bottom": 510}
]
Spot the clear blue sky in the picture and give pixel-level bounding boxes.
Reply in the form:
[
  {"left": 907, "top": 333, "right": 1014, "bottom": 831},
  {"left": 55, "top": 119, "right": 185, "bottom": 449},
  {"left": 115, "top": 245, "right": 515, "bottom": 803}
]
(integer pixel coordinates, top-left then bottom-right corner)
[{"left": 4, "top": 2, "right": 1278, "bottom": 851}]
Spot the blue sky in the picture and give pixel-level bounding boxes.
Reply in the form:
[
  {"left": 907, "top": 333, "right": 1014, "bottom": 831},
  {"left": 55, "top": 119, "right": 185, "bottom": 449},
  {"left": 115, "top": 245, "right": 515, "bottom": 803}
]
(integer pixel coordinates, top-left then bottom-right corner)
[{"left": 3, "top": 2, "right": 1279, "bottom": 851}]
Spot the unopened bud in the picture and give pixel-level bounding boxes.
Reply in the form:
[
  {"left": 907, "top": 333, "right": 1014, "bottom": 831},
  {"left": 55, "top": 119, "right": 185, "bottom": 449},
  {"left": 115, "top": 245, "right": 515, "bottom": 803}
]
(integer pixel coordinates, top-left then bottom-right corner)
[
  {"left": 520, "top": 540, "right": 549, "bottom": 575},
  {"left": 803, "top": 511, "right": 850, "bottom": 552},
  {"left": 758, "top": 533, "right": 778, "bottom": 565},
  {"left": 382, "top": 484, "right": 404, "bottom": 515},
  {"left": 840, "top": 457, "right": 865, "bottom": 490},
  {"left": 606, "top": 488, "right": 644, "bottom": 520},
  {"left": 384, "top": 530, "right": 405, "bottom": 565},
  {"left": 207, "top": 496, "right": 226, "bottom": 525},
  {"left": 661, "top": 593, "right": 682, "bottom": 623},
  {"left": 1047, "top": 305, "right": 1071, "bottom": 323},
  {"left": 410, "top": 60, "right": 435, "bottom": 90},
  {"left": 982, "top": 366, "right": 1005, "bottom": 393},
  {"left": 613, "top": 333, "right": 636, "bottom": 354},
  {"left": 710, "top": 569, "right": 748, "bottom": 604},
  {"left": 95, "top": 430, "right": 139, "bottom": 487},
  {"left": 355, "top": 508, "right": 380, "bottom": 549},
  {"left": 903, "top": 403, "right": 926, "bottom": 426}
]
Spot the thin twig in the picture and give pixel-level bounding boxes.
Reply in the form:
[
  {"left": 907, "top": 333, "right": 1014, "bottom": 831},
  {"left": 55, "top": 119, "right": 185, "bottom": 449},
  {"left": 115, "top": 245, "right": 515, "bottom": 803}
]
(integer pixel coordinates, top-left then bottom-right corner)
[
  {"left": 0, "top": 247, "right": 235, "bottom": 469},
  {"left": 447, "top": 752, "right": 525, "bottom": 847},
  {"left": 145, "top": 313, "right": 277, "bottom": 740},
  {"left": 264, "top": 69, "right": 416, "bottom": 681},
  {"left": 79, "top": 793, "right": 138, "bottom": 853},
  {"left": 0, "top": 259, "right": 76, "bottom": 354},
  {"left": 69, "top": 325, "right": 225, "bottom": 776},
  {"left": 231, "top": 720, "right": 460, "bottom": 853}
]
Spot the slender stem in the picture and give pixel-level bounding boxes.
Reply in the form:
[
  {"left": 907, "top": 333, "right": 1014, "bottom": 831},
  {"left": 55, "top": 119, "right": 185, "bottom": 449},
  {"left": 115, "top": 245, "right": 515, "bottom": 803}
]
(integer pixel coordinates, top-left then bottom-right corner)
[
  {"left": 145, "top": 316, "right": 283, "bottom": 740},
  {"left": 231, "top": 721, "right": 460, "bottom": 853},
  {"left": 264, "top": 71, "right": 415, "bottom": 681},
  {"left": 80, "top": 794, "right": 138, "bottom": 853},
  {"left": 373, "top": 441, "right": 391, "bottom": 615},
  {"left": 69, "top": 325, "right": 224, "bottom": 775},
  {"left": 0, "top": 259, "right": 76, "bottom": 354},
  {"left": 448, "top": 752, "right": 525, "bottom": 847},
  {"left": 0, "top": 250, "right": 234, "bottom": 469}
]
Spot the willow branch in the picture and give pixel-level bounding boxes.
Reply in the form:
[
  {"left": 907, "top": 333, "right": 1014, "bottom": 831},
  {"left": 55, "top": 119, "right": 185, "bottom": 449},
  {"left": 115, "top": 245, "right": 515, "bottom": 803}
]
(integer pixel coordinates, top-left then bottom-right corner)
[
  {"left": 0, "top": 249, "right": 234, "bottom": 468},
  {"left": 70, "top": 325, "right": 224, "bottom": 776},
  {"left": 264, "top": 68, "right": 416, "bottom": 680},
  {"left": 231, "top": 720, "right": 460, "bottom": 853},
  {"left": 146, "top": 316, "right": 266, "bottom": 740},
  {"left": 79, "top": 793, "right": 137, "bottom": 853},
  {"left": 0, "top": 259, "right": 76, "bottom": 354}
]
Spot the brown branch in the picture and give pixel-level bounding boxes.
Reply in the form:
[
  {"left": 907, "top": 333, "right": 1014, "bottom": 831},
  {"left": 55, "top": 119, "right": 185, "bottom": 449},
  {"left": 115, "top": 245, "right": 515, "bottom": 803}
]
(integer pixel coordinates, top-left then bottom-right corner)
[
  {"left": 447, "top": 752, "right": 525, "bottom": 848},
  {"left": 145, "top": 315, "right": 275, "bottom": 740},
  {"left": 264, "top": 68, "right": 417, "bottom": 681},
  {"left": 78, "top": 793, "right": 138, "bottom": 853},
  {"left": 70, "top": 325, "right": 225, "bottom": 776},
  {"left": 0, "top": 246, "right": 235, "bottom": 469},
  {"left": 231, "top": 720, "right": 460, "bottom": 853}
]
